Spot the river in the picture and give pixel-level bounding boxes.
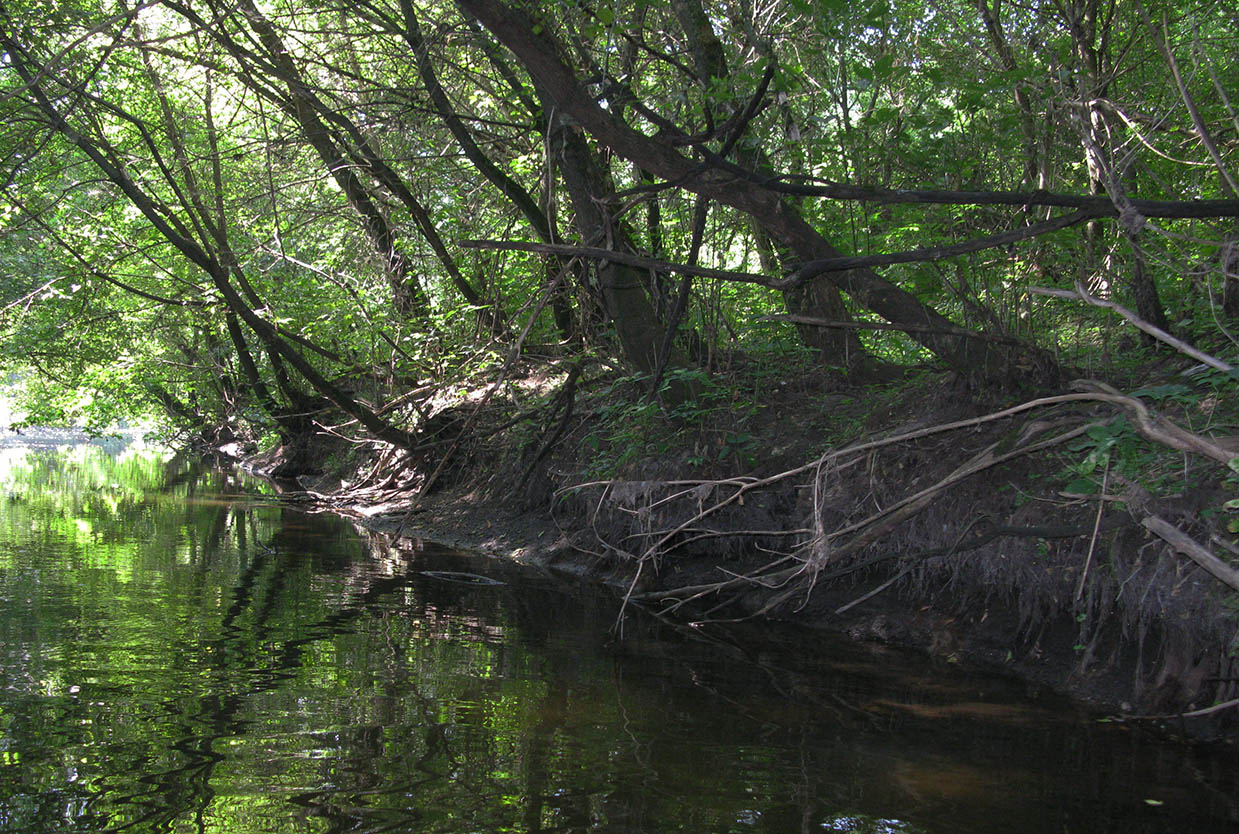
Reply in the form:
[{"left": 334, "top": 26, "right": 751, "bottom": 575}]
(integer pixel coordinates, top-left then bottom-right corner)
[{"left": 0, "top": 444, "right": 1236, "bottom": 833}]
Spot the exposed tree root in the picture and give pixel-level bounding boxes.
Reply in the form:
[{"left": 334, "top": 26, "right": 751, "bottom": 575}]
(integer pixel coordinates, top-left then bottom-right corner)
[{"left": 558, "top": 383, "right": 1239, "bottom": 625}]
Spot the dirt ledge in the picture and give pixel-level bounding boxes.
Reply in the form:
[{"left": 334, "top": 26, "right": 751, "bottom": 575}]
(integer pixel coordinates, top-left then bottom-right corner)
[{"left": 238, "top": 367, "right": 1239, "bottom": 742}]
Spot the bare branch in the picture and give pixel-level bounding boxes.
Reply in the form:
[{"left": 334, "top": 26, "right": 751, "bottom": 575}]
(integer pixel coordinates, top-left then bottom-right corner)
[
  {"left": 459, "top": 238, "right": 779, "bottom": 286},
  {"left": 1142, "top": 515, "right": 1239, "bottom": 593},
  {"left": 790, "top": 209, "right": 1095, "bottom": 282},
  {"left": 1029, "top": 284, "right": 1234, "bottom": 372},
  {"left": 759, "top": 314, "right": 1025, "bottom": 344},
  {"left": 626, "top": 157, "right": 1239, "bottom": 217}
]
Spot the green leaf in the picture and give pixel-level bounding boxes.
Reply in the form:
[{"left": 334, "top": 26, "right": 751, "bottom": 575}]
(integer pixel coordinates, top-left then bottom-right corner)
[
  {"left": 1130, "top": 383, "right": 1192, "bottom": 402},
  {"left": 1064, "top": 478, "right": 1099, "bottom": 494}
]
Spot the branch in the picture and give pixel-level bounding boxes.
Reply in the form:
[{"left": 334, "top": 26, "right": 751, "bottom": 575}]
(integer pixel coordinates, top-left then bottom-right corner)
[
  {"left": 463, "top": 208, "right": 1095, "bottom": 291},
  {"left": 680, "top": 158, "right": 1239, "bottom": 217},
  {"left": 1145, "top": 7, "right": 1239, "bottom": 196},
  {"left": 759, "top": 314, "right": 1025, "bottom": 344},
  {"left": 1030, "top": 284, "right": 1234, "bottom": 373},
  {"left": 1142, "top": 515, "right": 1239, "bottom": 593},
  {"left": 790, "top": 209, "right": 1095, "bottom": 282},
  {"left": 459, "top": 238, "right": 778, "bottom": 286}
]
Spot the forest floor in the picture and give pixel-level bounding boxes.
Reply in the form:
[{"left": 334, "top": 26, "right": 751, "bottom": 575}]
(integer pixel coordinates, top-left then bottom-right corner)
[{"left": 241, "top": 350, "right": 1239, "bottom": 740}]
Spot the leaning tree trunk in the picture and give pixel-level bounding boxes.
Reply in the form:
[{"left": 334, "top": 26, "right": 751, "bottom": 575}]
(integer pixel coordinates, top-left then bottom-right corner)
[
  {"left": 458, "top": 0, "right": 1060, "bottom": 390},
  {"left": 547, "top": 107, "right": 697, "bottom": 403},
  {"left": 671, "top": 0, "right": 866, "bottom": 371}
]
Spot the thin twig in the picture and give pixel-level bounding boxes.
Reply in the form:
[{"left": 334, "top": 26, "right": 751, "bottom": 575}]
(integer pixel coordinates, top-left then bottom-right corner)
[{"left": 1075, "top": 458, "right": 1110, "bottom": 600}]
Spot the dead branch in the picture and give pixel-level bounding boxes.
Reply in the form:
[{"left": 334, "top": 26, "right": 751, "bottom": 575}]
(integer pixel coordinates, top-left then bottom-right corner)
[
  {"left": 1030, "top": 284, "right": 1234, "bottom": 373},
  {"left": 788, "top": 210, "right": 1092, "bottom": 282},
  {"left": 757, "top": 314, "right": 1025, "bottom": 343},
  {"left": 1142, "top": 515, "right": 1239, "bottom": 593},
  {"left": 636, "top": 517, "right": 1130, "bottom": 610},
  {"left": 1179, "top": 697, "right": 1239, "bottom": 718},
  {"left": 1071, "top": 380, "right": 1237, "bottom": 465}
]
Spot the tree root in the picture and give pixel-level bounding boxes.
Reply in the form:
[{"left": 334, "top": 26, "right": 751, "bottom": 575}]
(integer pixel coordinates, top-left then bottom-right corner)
[{"left": 563, "top": 382, "right": 1239, "bottom": 621}]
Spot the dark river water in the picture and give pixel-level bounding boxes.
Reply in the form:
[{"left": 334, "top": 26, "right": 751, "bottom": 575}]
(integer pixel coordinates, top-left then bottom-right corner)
[{"left": 0, "top": 445, "right": 1237, "bottom": 833}]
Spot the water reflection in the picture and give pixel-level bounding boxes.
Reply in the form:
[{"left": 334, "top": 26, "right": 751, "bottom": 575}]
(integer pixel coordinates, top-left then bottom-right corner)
[{"left": 0, "top": 446, "right": 1236, "bottom": 833}]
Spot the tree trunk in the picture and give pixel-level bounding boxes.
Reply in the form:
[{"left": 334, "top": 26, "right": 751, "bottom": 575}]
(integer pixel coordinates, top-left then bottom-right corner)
[
  {"left": 459, "top": 0, "right": 1059, "bottom": 390},
  {"left": 547, "top": 109, "right": 696, "bottom": 402},
  {"left": 1224, "top": 243, "right": 1239, "bottom": 319},
  {"left": 671, "top": 0, "right": 866, "bottom": 370}
]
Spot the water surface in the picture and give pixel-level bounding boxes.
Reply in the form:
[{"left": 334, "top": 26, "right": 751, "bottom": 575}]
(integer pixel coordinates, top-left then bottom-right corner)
[{"left": 0, "top": 445, "right": 1236, "bottom": 833}]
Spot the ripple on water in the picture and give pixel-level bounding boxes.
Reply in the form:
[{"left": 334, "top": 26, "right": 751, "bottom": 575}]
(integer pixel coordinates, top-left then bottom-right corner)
[{"left": 0, "top": 448, "right": 1236, "bottom": 834}]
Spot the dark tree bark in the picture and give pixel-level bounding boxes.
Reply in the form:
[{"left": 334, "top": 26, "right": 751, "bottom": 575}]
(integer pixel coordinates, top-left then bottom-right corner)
[
  {"left": 456, "top": 0, "right": 1059, "bottom": 389},
  {"left": 224, "top": 311, "right": 280, "bottom": 420},
  {"left": 670, "top": 0, "right": 865, "bottom": 369},
  {"left": 546, "top": 109, "right": 696, "bottom": 401},
  {"left": 1224, "top": 243, "right": 1239, "bottom": 320}
]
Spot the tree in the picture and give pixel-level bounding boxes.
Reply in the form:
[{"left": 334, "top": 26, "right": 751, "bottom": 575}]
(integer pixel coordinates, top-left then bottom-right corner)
[{"left": 457, "top": 0, "right": 1062, "bottom": 388}]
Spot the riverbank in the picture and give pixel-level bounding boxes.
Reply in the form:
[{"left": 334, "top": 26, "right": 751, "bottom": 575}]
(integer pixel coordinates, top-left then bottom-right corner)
[{"left": 238, "top": 359, "right": 1239, "bottom": 739}]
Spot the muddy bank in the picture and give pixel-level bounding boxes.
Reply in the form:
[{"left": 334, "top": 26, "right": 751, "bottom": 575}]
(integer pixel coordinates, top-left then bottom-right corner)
[{"left": 238, "top": 367, "right": 1239, "bottom": 741}]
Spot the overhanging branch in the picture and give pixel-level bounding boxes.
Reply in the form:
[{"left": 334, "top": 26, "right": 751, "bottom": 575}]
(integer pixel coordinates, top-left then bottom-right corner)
[
  {"left": 461, "top": 208, "right": 1097, "bottom": 290},
  {"left": 790, "top": 208, "right": 1096, "bottom": 283},
  {"left": 458, "top": 239, "right": 779, "bottom": 286},
  {"left": 678, "top": 153, "right": 1239, "bottom": 217}
]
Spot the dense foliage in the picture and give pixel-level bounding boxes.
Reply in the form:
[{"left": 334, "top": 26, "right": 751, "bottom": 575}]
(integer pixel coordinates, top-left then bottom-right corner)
[{"left": 0, "top": 0, "right": 1234, "bottom": 441}]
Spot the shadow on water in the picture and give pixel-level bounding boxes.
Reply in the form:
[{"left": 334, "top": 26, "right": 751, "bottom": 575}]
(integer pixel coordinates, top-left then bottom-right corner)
[{"left": 0, "top": 445, "right": 1237, "bottom": 833}]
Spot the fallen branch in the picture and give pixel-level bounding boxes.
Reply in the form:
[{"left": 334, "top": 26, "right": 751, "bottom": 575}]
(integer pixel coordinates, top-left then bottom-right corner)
[
  {"left": 1179, "top": 697, "right": 1239, "bottom": 718},
  {"left": 1141, "top": 515, "right": 1239, "bottom": 593},
  {"left": 1071, "top": 380, "right": 1237, "bottom": 465},
  {"left": 1030, "top": 284, "right": 1234, "bottom": 373}
]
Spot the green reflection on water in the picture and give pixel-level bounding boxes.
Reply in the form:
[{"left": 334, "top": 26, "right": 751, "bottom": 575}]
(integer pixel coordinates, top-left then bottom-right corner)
[{"left": 0, "top": 447, "right": 1235, "bottom": 834}]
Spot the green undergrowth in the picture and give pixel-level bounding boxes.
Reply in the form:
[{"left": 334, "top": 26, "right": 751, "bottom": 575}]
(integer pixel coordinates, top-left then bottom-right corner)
[{"left": 575, "top": 367, "right": 767, "bottom": 482}]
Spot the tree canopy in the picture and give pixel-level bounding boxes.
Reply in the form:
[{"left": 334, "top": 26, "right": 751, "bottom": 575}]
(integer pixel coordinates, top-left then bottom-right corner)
[{"left": 0, "top": 0, "right": 1234, "bottom": 441}]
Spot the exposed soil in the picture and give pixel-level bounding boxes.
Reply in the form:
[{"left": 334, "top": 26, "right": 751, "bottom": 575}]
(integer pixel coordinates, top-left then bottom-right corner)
[{"left": 237, "top": 360, "right": 1239, "bottom": 741}]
